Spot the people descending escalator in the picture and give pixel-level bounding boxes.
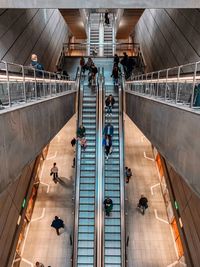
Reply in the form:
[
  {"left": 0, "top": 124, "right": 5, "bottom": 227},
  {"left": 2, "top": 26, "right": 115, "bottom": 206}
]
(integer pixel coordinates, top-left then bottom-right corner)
[
  {"left": 77, "top": 124, "right": 86, "bottom": 139},
  {"left": 105, "top": 10, "right": 110, "bottom": 25},
  {"left": 104, "top": 197, "right": 113, "bottom": 216},
  {"left": 111, "top": 63, "right": 121, "bottom": 86},
  {"left": 103, "top": 134, "right": 112, "bottom": 160},
  {"left": 88, "top": 63, "right": 98, "bottom": 86},
  {"left": 103, "top": 122, "right": 114, "bottom": 137},
  {"left": 105, "top": 94, "right": 115, "bottom": 116},
  {"left": 137, "top": 194, "right": 148, "bottom": 215},
  {"left": 114, "top": 54, "right": 120, "bottom": 65}
]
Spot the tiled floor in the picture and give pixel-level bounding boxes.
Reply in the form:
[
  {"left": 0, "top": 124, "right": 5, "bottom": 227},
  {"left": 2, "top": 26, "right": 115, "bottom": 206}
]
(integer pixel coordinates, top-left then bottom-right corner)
[
  {"left": 124, "top": 114, "right": 185, "bottom": 267},
  {"left": 19, "top": 115, "right": 76, "bottom": 267}
]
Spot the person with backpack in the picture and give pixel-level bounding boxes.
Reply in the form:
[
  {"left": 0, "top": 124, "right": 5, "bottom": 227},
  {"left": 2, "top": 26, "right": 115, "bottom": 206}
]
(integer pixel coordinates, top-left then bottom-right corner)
[{"left": 137, "top": 195, "right": 148, "bottom": 215}]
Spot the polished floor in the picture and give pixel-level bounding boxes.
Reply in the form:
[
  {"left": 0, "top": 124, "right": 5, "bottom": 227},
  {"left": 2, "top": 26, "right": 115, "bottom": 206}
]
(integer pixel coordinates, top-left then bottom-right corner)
[
  {"left": 19, "top": 115, "right": 76, "bottom": 267},
  {"left": 18, "top": 113, "right": 184, "bottom": 267},
  {"left": 125, "top": 114, "right": 184, "bottom": 267}
]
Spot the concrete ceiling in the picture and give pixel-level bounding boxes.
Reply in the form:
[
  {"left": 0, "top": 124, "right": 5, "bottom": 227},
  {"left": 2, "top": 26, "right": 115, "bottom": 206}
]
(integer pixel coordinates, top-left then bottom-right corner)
[
  {"left": 60, "top": 9, "right": 87, "bottom": 39},
  {"left": 116, "top": 9, "right": 144, "bottom": 39},
  {"left": 0, "top": 0, "right": 199, "bottom": 8}
]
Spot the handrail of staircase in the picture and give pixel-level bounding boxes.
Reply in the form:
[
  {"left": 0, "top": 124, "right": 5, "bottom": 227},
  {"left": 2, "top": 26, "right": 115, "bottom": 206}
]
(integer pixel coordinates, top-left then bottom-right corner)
[
  {"left": 119, "top": 70, "right": 126, "bottom": 267},
  {"left": 0, "top": 60, "right": 78, "bottom": 109},
  {"left": 126, "top": 60, "right": 200, "bottom": 109},
  {"left": 72, "top": 69, "right": 82, "bottom": 267}
]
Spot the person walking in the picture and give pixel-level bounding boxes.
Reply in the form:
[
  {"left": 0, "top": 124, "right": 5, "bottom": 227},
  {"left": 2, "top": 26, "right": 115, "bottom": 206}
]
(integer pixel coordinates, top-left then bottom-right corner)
[
  {"left": 137, "top": 195, "right": 148, "bottom": 215},
  {"left": 125, "top": 167, "right": 133, "bottom": 183},
  {"left": 50, "top": 163, "right": 59, "bottom": 184},
  {"left": 105, "top": 10, "right": 110, "bottom": 25},
  {"left": 51, "top": 216, "right": 64, "bottom": 235}
]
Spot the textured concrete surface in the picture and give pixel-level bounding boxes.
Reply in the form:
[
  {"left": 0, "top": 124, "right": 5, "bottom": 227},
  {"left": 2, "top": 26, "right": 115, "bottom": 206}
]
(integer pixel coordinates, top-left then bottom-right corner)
[
  {"left": 0, "top": 0, "right": 199, "bottom": 8},
  {"left": 0, "top": 92, "right": 76, "bottom": 194},
  {"left": 135, "top": 9, "right": 200, "bottom": 72},
  {"left": 0, "top": 9, "right": 69, "bottom": 71},
  {"left": 125, "top": 92, "right": 200, "bottom": 197}
]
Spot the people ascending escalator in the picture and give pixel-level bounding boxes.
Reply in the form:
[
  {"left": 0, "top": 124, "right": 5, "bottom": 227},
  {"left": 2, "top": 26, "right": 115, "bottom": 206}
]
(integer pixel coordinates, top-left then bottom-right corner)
[
  {"left": 137, "top": 195, "right": 148, "bottom": 215},
  {"left": 105, "top": 10, "right": 110, "bottom": 25},
  {"left": 104, "top": 197, "right": 113, "bottom": 216}
]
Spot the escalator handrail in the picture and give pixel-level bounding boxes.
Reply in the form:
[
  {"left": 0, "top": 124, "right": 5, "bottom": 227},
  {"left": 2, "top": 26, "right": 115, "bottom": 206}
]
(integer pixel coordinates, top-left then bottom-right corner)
[
  {"left": 72, "top": 69, "right": 83, "bottom": 267},
  {"left": 96, "top": 67, "right": 104, "bottom": 267},
  {"left": 119, "top": 70, "right": 126, "bottom": 267}
]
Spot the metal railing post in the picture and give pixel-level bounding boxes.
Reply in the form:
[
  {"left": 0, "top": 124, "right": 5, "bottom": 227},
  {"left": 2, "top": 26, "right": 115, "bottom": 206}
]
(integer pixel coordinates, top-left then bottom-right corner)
[
  {"left": 49, "top": 72, "right": 52, "bottom": 96},
  {"left": 150, "top": 72, "right": 153, "bottom": 96},
  {"left": 175, "top": 66, "right": 181, "bottom": 104},
  {"left": 157, "top": 71, "right": 160, "bottom": 97},
  {"left": 33, "top": 69, "right": 37, "bottom": 100},
  {"left": 5, "top": 62, "right": 11, "bottom": 107},
  {"left": 191, "top": 62, "right": 198, "bottom": 108},
  {"left": 165, "top": 69, "right": 169, "bottom": 101},
  {"left": 21, "top": 65, "right": 27, "bottom": 103},
  {"left": 43, "top": 71, "right": 45, "bottom": 97}
]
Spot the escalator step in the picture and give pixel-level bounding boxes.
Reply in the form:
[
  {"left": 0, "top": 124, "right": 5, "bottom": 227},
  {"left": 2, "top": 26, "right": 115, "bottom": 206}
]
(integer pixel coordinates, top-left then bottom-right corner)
[
  {"left": 78, "top": 233, "right": 94, "bottom": 240},
  {"left": 79, "top": 218, "right": 95, "bottom": 225},
  {"left": 79, "top": 225, "right": 95, "bottom": 233}
]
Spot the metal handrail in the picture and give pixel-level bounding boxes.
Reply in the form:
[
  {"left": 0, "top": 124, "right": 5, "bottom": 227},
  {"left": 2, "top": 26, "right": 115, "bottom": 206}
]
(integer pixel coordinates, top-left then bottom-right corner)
[
  {"left": 96, "top": 67, "right": 104, "bottom": 267},
  {"left": 72, "top": 71, "right": 82, "bottom": 267},
  {"left": 0, "top": 60, "right": 77, "bottom": 109},
  {"left": 119, "top": 72, "right": 126, "bottom": 266},
  {"left": 120, "top": 71, "right": 126, "bottom": 267},
  {"left": 101, "top": 67, "right": 105, "bottom": 267},
  {"left": 126, "top": 60, "right": 200, "bottom": 109}
]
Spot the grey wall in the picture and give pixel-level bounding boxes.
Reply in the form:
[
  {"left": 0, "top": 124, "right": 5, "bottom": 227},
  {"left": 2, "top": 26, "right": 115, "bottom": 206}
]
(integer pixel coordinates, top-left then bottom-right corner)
[
  {"left": 135, "top": 9, "right": 200, "bottom": 72},
  {"left": 0, "top": 8, "right": 69, "bottom": 71},
  {"left": 0, "top": 92, "right": 76, "bottom": 194},
  {"left": 163, "top": 158, "right": 200, "bottom": 267},
  {"left": 125, "top": 92, "right": 200, "bottom": 197},
  {"left": 0, "top": 0, "right": 199, "bottom": 8}
]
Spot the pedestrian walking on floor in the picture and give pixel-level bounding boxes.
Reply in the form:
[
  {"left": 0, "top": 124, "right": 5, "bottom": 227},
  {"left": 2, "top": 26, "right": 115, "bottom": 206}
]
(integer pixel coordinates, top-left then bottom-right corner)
[
  {"left": 50, "top": 162, "right": 59, "bottom": 184},
  {"left": 125, "top": 166, "right": 133, "bottom": 183},
  {"left": 35, "top": 262, "right": 44, "bottom": 267},
  {"left": 51, "top": 216, "right": 64, "bottom": 235},
  {"left": 137, "top": 195, "right": 148, "bottom": 215}
]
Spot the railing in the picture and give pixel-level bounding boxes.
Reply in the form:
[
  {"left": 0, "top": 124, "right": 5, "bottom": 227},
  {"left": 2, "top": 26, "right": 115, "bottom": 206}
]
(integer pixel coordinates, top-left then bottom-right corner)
[
  {"left": 126, "top": 61, "right": 200, "bottom": 109},
  {"left": 0, "top": 61, "right": 77, "bottom": 110},
  {"left": 62, "top": 42, "right": 140, "bottom": 57}
]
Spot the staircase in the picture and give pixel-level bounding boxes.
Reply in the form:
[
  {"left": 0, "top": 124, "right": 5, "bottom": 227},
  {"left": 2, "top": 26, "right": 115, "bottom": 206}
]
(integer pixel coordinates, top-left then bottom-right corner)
[
  {"left": 103, "top": 14, "right": 114, "bottom": 57},
  {"left": 89, "top": 13, "right": 100, "bottom": 56}
]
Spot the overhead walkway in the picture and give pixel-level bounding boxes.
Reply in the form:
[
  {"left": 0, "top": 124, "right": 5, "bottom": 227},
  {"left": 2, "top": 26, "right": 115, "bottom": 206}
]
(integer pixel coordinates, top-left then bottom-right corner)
[{"left": 124, "top": 60, "right": 200, "bottom": 197}]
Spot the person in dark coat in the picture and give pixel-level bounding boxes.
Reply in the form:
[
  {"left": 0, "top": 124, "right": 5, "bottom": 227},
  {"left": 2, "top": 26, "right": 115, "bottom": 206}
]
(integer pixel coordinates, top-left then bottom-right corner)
[
  {"left": 103, "top": 123, "right": 114, "bottom": 136},
  {"left": 51, "top": 216, "right": 64, "bottom": 235},
  {"left": 138, "top": 195, "right": 148, "bottom": 215},
  {"left": 111, "top": 64, "right": 121, "bottom": 86},
  {"left": 125, "top": 167, "right": 133, "bottom": 183},
  {"left": 104, "top": 135, "right": 112, "bottom": 160},
  {"left": 105, "top": 94, "right": 115, "bottom": 115},
  {"left": 105, "top": 11, "right": 110, "bottom": 25},
  {"left": 114, "top": 54, "right": 120, "bottom": 65},
  {"left": 31, "top": 54, "right": 44, "bottom": 77},
  {"left": 104, "top": 197, "right": 113, "bottom": 216},
  {"left": 77, "top": 125, "right": 86, "bottom": 138}
]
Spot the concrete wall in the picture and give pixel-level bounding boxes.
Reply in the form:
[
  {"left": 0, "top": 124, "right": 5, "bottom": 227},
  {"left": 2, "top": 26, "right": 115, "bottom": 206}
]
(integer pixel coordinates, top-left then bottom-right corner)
[
  {"left": 125, "top": 92, "right": 200, "bottom": 197},
  {"left": 0, "top": 0, "right": 199, "bottom": 8},
  {"left": 0, "top": 92, "right": 76, "bottom": 194},
  {"left": 0, "top": 8, "right": 69, "bottom": 71},
  {"left": 0, "top": 159, "right": 36, "bottom": 267},
  {"left": 162, "top": 157, "right": 200, "bottom": 267},
  {"left": 134, "top": 9, "right": 200, "bottom": 72}
]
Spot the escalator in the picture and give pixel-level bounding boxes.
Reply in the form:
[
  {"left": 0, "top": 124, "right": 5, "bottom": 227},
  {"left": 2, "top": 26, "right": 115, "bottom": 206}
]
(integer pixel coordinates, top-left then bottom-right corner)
[
  {"left": 103, "top": 82, "right": 125, "bottom": 267},
  {"left": 73, "top": 78, "right": 98, "bottom": 267}
]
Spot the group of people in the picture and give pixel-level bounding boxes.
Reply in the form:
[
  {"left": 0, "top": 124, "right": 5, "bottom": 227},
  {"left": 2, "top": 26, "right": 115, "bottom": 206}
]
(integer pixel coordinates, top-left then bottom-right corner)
[{"left": 80, "top": 56, "right": 98, "bottom": 86}]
